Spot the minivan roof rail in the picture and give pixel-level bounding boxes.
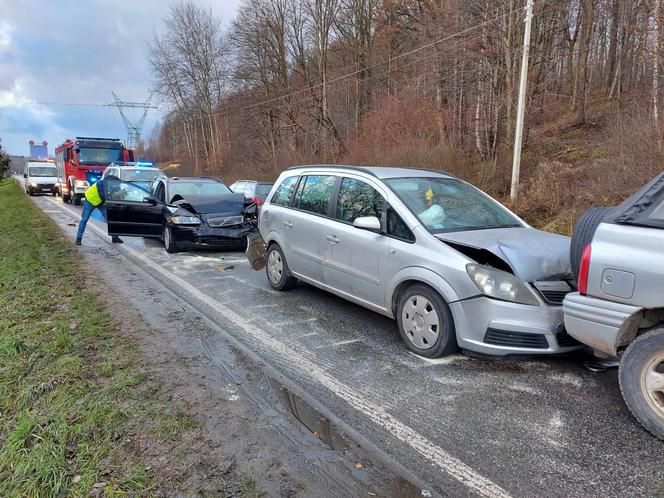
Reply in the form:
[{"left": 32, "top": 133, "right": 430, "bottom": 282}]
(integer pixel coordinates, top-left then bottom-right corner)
[{"left": 285, "top": 164, "right": 456, "bottom": 178}]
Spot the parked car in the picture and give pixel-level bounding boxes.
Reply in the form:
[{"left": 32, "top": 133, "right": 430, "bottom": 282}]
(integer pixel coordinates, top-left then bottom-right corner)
[
  {"left": 102, "top": 162, "right": 165, "bottom": 190},
  {"left": 257, "top": 165, "right": 580, "bottom": 358},
  {"left": 102, "top": 176, "right": 257, "bottom": 253},
  {"left": 563, "top": 172, "right": 664, "bottom": 440},
  {"left": 24, "top": 161, "right": 58, "bottom": 196},
  {"left": 229, "top": 180, "right": 274, "bottom": 205}
]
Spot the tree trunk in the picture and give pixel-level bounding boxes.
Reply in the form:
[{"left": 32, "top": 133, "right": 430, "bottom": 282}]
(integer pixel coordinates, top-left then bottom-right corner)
[{"left": 574, "top": 0, "right": 594, "bottom": 125}]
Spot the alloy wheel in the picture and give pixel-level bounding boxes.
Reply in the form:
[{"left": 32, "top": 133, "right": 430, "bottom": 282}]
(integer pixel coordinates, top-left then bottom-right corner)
[{"left": 401, "top": 295, "right": 440, "bottom": 350}]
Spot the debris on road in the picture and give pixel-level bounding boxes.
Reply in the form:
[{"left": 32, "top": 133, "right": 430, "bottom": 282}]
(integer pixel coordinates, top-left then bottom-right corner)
[{"left": 245, "top": 232, "right": 266, "bottom": 270}]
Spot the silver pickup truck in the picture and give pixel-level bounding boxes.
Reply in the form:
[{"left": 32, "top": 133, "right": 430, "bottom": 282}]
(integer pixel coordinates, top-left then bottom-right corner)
[{"left": 563, "top": 172, "right": 664, "bottom": 440}]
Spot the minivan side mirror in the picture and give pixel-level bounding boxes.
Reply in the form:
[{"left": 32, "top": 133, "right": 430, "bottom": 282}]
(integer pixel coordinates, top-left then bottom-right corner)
[
  {"left": 23, "top": 173, "right": 28, "bottom": 178},
  {"left": 353, "top": 216, "right": 381, "bottom": 231}
]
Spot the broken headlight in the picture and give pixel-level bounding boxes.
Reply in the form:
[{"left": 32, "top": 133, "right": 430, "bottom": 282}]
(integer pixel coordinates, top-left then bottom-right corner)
[
  {"left": 466, "top": 264, "right": 540, "bottom": 306},
  {"left": 170, "top": 215, "right": 201, "bottom": 225}
]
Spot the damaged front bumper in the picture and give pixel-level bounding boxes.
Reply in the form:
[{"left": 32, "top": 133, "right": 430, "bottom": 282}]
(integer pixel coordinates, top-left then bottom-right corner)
[
  {"left": 170, "top": 222, "right": 257, "bottom": 249},
  {"left": 451, "top": 296, "right": 582, "bottom": 356}
]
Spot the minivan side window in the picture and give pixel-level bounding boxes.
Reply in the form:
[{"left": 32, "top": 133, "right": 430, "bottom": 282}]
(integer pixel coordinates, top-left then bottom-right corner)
[
  {"left": 387, "top": 205, "right": 415, "bottom": 242},
  {"left": 336, "top": 177, "right": 383, "bottom": 223},
  {"left": 296, "top": 175, "right": 336, "bottom": 215},
  {"left": 271, "top": 176, "right": 298, "bottom": 206}
]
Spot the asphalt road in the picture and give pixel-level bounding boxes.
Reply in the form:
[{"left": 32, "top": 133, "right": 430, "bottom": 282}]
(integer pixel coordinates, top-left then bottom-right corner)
[{"left": 30, "top": 192, "right": 664, "bottom": 497}]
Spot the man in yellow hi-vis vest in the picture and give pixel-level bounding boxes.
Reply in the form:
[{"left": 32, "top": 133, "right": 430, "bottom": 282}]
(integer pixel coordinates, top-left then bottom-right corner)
[{"left": 75, "top": 179, "right": 123, "bottom": 246}]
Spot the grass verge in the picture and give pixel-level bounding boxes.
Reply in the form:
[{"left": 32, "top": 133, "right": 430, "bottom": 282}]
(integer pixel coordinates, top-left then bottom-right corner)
[{"left": 0, "top": 179, "right": 254, "bottom": 497}]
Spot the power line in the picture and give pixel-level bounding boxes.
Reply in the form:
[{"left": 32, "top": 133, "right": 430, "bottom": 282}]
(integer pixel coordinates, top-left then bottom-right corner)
[{"left": 36, "top": 102, "right": 114, "bottom": 107}]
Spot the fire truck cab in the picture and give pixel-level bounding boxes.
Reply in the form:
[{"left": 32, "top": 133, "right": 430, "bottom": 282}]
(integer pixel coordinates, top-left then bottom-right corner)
[{"left": 55, "top": 137, "right": 133, "bottom": 205}]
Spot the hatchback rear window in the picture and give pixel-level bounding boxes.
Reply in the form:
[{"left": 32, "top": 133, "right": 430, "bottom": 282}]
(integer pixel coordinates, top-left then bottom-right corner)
[{"left": 256, "top": 183, "right": 274, "bottom": 196}]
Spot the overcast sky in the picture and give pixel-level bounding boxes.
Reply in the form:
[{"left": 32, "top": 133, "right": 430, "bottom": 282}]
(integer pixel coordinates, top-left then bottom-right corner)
[{"left": 0, "top": 0, "right": 241, "bottom": 156}]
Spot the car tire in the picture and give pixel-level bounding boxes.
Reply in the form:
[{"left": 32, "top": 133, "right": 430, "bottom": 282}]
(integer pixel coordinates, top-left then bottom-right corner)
[
  {"left": 28, "top": 187, "right": 34, "bottom": 196},
  {"left": 73, "top": 194, "right": 81, "bottom": 206},
  {"left": 265, "top": 243, "right": 297, "bottom": 291},
  {"left": 570, "top": 207, "right": 614, "bottom": 283},
  {"left": 619, "top": 327, "right": 664, "bottom": 440},
  {"left": 163, "top": 225, "right": 179, "bottom": 253},
  {"left": 396, "top": 284, "right": 458, "bottom": 358}
]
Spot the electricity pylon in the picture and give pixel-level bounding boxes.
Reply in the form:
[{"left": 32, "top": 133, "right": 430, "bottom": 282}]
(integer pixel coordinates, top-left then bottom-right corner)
[{"left": 110, "top": 92, "right": 157, "bottom": 150}]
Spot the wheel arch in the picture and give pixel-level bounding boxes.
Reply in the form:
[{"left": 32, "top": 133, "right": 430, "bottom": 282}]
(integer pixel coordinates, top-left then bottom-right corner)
[
  {"left": 388, "top": 268, "right": 461, "bottom": 317},
  {"left": 617, "top": 307, "right": 664, "bottom": 352},
  {"left": 264, "top": 230, "right": 287, "bottom": 252}
]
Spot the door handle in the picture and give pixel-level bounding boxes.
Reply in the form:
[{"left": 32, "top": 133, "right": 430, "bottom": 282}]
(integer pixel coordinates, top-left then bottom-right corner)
[
  {"left": 325, "top": 234, "right": 339, "bottom": 244},
  {"left": 283, "top": 220, "right": 293, "bottom": 228}
]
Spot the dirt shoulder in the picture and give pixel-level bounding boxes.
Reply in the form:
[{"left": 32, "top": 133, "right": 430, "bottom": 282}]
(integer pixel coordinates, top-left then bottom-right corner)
[
  {"left": 4, "top": 181, "right": 417, "bottom": 497},
  {"left": 0, "top": 179, "right": 263, "bottom": 496}
]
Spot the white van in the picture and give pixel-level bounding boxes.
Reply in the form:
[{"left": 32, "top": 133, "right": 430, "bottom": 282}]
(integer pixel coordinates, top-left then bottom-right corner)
[{"left": 24, "top": 162, "right": 59, "bottom": 196}]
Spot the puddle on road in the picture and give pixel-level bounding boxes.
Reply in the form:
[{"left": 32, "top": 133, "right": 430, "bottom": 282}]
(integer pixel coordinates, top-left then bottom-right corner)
[
  {"left": 267, "top": 375, "right": 350, "bottom": 451},
  {"left": 266, "top": 375, "right": 428, "bottom": 497}
]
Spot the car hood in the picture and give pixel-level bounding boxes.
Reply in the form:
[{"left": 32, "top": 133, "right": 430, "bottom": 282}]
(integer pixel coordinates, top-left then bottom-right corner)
[
  {"left": 435, "top": 227, "right": 571, "bottom": 281},
  {"left": 170, "top": 193, "right": 245, "bottom": 215}
]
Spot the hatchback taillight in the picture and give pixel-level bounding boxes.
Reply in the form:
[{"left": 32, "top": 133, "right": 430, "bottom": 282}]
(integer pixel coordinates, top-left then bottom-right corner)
[
  {"left": 251, "top": 196, "right": 264, "bottom": 206},
  {"left": 578, "top": 244, "right": 592, "bottom": 295}
]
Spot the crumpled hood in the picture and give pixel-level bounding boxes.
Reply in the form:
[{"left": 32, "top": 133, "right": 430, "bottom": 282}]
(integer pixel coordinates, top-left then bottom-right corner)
[
  {"left": 171, "top": 193, "right": 245, "bottom": 215},
  {"left": 435, "top": 227, "right": 571, "bottom": 282}
]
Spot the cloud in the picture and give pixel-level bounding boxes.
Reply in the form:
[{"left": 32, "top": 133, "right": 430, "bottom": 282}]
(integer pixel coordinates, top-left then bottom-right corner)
[
  {"left": 0, "top": 0, "right": 242, "bottom": 155},
  {"left": 0, "top": 22, "right": 11, "bottom": 51}
]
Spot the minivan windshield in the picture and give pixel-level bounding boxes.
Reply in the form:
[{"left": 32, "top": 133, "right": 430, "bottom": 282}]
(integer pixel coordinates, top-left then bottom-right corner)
[
  {"left": 384, "top": 177, "right": 523, "bottom": 233},
  {"left": 28, "top": 165, "right": 57, "bottom": 177}
]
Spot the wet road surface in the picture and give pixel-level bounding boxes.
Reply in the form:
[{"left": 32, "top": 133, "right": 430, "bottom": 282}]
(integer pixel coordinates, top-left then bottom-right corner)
[{"left": 32, "top": 194, "right": 664, "bottom": 497}]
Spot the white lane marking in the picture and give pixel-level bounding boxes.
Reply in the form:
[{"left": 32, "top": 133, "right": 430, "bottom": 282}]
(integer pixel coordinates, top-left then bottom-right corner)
[
  {"left": 301, "top": 332, "right": 319, "bottom": 337},
  {"left": 333, "top": 339, "right": 362, "bottom": 347},
  {"left": 265, "top": 316, "right": 318, "bottom": 327},
  {"left": 46, "top": 197, "right": 512, "bottom": 498},
  {"left": 408, "top": 352, "right": 470, "bottom": 366},
  {"left": 42, "top": 209, "right": 61, "bottom": 213}
]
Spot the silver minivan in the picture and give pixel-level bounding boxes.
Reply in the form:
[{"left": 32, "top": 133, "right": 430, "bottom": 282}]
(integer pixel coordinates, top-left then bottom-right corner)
[{"left": 259, "top": 165, "right": 580, "bottom": 357}]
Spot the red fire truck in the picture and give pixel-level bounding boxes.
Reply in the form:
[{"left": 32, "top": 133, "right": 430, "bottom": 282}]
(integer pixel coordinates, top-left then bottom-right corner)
[{"left": 55, "top": 137, "right": 134, "bottom": 205}]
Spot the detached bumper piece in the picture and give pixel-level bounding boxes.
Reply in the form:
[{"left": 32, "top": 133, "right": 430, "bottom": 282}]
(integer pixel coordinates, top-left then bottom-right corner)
[{"left": 484, "top": 328, "right": 549, "bottom": 349}]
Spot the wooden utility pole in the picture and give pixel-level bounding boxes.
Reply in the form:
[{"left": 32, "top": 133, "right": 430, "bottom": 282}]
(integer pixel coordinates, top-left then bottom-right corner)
[
  {"left": 510, "top": 0, "right": 534, "bottom": 201},
  {"left": 654, "top": 0, "right": 661, "bottom": 126}
]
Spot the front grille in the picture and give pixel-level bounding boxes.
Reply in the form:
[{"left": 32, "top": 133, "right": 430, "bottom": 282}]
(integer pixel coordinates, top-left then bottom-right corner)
[
  {"left": 484, "top": 328, "right": 549, "bottom": 349},
  {"left": 556, "top": 330, "right": 581, "bottom": 348},
  {"left": 532, "top": 281, "right": 573, "bottom": 305},
  {"left": 207, "top": 215, "right": 243, "bottom": 228}
]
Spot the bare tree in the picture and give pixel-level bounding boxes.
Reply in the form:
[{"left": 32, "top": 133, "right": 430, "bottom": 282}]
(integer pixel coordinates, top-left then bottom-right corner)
[{"left": 149, "top": 1, "right": 229, "bottom": 173}]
